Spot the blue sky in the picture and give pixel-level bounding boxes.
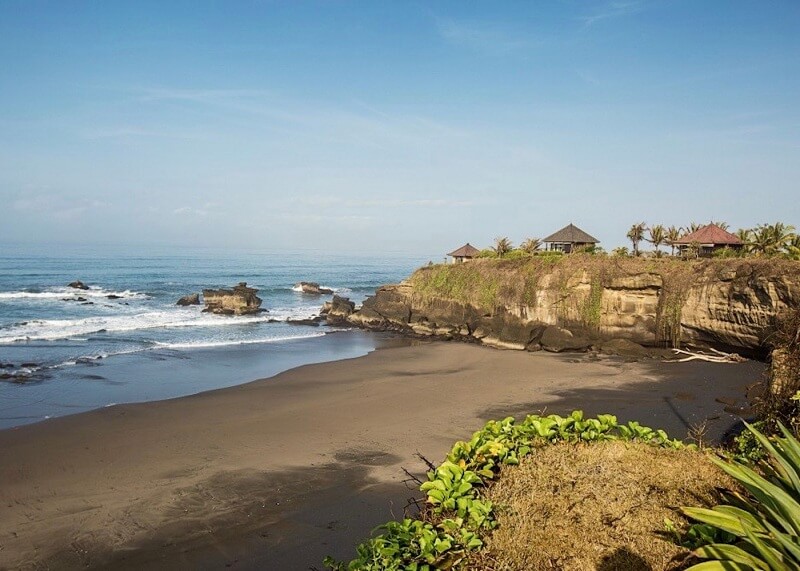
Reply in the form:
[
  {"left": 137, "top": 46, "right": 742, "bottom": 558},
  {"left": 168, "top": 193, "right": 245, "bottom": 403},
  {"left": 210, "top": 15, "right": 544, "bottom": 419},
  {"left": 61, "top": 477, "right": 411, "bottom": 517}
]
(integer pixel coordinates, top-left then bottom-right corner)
[{"left": 1, "top": 1, "right": 799, "bottom": 255}]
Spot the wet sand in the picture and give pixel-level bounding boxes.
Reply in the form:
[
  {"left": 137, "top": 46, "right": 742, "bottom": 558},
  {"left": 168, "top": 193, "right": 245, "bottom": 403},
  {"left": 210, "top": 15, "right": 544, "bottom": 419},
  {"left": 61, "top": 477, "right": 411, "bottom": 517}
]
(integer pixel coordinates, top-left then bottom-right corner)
[{"left": 0, "top": 341, "right": 764, "bottom": 570}]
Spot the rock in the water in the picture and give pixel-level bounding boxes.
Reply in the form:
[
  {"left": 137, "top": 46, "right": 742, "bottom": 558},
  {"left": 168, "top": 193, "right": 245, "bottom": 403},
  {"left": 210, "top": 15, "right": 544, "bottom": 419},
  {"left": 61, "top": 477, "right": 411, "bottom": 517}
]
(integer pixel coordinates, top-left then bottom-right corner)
[
  {"left": 0, "top": 363, "right": 14, "bottom": 369},
  {"left": 540, "top": 326, "right": 591, "bottom": 353},
  {"left": 106, "top": 294, "right": 123, "bottom": 300},
  {"left": 286, "top": 317, "right": 323, "bottom": 327},
  {"left": 68, "top": 280, "right": 89, "bottom": 290},
  {"left": 295, "top": 282, "right": 334, "bottom": 295},
  {"left": 176, "top": 293, "right": 201, "bottom": 306},
  {"left": 322, "top": 295, "right": 356, "bottom": 324},
  {"left": 202, "top": 282, "right": 263, "bottom": 316}
]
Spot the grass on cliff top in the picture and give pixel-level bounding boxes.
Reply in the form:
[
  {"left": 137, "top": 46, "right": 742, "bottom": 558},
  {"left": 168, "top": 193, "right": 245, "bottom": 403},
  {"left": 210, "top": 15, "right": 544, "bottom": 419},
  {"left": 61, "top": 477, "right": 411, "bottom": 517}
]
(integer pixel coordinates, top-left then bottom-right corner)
[{"left": 468, "top": 440, "right": 733, "bottom": 571}]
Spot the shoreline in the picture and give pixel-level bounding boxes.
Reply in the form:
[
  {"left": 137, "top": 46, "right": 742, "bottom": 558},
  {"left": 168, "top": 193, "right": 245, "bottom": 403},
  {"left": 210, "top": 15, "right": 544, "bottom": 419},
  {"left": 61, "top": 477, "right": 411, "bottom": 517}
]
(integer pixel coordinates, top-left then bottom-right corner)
[{"left": 0, "top": 342, "right": 764, "bottom": 570}]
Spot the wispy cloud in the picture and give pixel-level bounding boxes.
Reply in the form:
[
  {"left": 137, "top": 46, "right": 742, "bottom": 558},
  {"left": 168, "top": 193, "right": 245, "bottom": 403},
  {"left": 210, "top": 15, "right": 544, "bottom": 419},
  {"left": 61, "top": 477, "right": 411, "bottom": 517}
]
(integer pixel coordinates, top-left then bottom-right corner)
[
  {"left": 581, "top": 1, "right": 648, "bottom": 28},
  {"left": 173, "top": 202, "right": 220, "bottom": 218},
  {"left": 13, "top": 194, "right": 109, "bottom": 221},
  {"left": 437, "top": 20, "right": 533, "bottom": 55},
  {"left": 293, "top": 196, "right": 475, "bottom": 208}
]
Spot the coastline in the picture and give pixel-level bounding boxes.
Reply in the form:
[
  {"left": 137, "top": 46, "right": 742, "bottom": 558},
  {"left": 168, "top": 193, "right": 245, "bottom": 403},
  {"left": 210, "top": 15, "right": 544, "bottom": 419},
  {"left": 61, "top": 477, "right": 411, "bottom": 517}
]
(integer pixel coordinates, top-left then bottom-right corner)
[{"left": 0, "top": 341, "right": 764, "bottom": 570}]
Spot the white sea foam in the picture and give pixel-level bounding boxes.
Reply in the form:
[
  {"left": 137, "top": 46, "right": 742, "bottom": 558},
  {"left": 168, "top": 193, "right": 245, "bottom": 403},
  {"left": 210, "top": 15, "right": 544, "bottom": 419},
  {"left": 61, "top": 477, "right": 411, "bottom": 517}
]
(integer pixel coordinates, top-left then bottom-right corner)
[
  {"left": 0, "top": 287, "right": 148, "bottom": 301},
  {"left": 153, "top": 332, "right": 326, "bottom": 350},
  {"left": 290, "top": 284, "right": 350, "bottom": 294},
  {"left": 0, "top": 310, "right": 272, "bottom": 343}
]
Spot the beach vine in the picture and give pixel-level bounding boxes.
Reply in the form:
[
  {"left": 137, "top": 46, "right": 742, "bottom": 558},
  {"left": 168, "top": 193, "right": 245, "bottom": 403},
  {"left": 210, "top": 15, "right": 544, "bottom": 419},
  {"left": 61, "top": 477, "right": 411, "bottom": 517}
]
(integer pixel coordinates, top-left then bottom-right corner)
[{"left": 323, "top": 411, "right": 688, "bottom": 571}]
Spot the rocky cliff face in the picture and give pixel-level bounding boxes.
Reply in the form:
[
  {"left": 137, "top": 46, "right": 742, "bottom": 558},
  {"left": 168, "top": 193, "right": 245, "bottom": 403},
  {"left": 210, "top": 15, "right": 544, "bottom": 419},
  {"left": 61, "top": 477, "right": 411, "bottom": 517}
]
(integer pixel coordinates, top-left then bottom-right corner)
[
  {"left": 348, "top": 257, "right": 800, "bottom": 356},
  {"left": 202, "top": 282, "right": 263, "bottom": 315}
]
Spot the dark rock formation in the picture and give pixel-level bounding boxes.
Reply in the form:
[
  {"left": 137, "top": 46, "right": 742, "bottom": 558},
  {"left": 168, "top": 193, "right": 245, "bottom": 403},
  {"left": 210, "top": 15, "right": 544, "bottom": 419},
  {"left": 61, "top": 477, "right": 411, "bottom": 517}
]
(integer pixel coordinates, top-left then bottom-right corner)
[
  {"left": 286, "top": 317, "right": 323, "bottom": 327},
  {"left": 176, "top": 293, "right": 201, "bottom": 306},
  {"left": 345, "top": 257, "right": 800, "bottom": 357},
  {"left": 106, "top": 294, "right": 122, "bottom": 300},
  {"left": 540, "top": 326, "right": 591, "bottom": 353},
  {"left": 202, "top": 282, "right": 263, "bottom": 316},
  {"left": 295, "top": 282, "right": 334, "bottom": 295},
  {"left": 68, "top": 281, "right": 89, "bottom": 290},
  {"left": 321, "top": 295, "right": 356, "bottom": 324}
]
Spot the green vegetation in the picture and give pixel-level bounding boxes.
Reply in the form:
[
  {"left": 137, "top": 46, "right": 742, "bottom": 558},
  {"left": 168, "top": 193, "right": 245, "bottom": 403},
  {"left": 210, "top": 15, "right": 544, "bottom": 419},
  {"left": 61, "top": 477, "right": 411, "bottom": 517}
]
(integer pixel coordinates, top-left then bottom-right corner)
[
  {"left": 682, "top": 422, "right": 800, "bottom": 570},
  {"left": 627, "top": 222, "right": 647, "bottom": 256},
  {"left": 324, "top": 411, "right": 687, "bottom": 571}
]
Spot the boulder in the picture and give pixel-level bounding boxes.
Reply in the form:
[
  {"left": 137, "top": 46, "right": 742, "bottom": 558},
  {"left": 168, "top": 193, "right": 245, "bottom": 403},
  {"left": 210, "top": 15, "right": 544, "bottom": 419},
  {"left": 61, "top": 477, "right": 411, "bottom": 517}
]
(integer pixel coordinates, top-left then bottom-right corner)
[
  {"left": 598, "top": 338, "right": 650, "bottom": 359},
  {"left": 176, "top": 293, "right": 201, "bottom": 306},
  {"left": 540, "top": 326, "right": 591, "bottom": 353},
  {"left": 68, "top": 280, "right": 89, "bottom": 290},
  {"left": 295, "top": 282, "right": 334, "bottom": 295},
  {"left": 322, "top": 295, "right": 356, "bottom": 324},
  {"left": 106, "top": 294, "right": 123, "bottom": 300},
  {"left": 202, "top": 282, "right": 263, "bottom": 316}
]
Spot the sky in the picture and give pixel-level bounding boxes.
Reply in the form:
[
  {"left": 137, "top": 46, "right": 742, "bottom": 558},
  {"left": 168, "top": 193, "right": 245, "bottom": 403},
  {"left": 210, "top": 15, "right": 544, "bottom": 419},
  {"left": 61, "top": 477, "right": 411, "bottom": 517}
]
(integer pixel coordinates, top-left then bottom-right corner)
[{"left": 1, "top": 1, "right": 799, "bottom": 256}]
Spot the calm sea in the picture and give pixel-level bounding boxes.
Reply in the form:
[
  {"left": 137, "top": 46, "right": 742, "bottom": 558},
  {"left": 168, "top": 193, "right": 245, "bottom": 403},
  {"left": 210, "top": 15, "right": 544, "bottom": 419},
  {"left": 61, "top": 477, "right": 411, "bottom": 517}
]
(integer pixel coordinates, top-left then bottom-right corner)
[{"left": 0, "top": 244, "right": 426, "bottom": 428}]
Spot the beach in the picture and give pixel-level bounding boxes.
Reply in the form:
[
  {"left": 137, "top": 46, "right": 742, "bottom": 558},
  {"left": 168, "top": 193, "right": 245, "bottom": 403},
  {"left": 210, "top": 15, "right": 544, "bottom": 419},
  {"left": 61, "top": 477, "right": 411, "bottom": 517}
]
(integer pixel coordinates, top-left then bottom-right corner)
[{"left": 0, "top": 341, "right": 764, "bottom": 570}]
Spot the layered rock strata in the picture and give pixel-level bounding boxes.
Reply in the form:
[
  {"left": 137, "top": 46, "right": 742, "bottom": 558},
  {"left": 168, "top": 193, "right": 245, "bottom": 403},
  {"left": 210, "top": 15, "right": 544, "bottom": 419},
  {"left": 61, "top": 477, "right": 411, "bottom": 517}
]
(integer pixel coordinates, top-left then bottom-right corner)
[{"left": 347, "top": 257, "right": 800, "bottom": 357}]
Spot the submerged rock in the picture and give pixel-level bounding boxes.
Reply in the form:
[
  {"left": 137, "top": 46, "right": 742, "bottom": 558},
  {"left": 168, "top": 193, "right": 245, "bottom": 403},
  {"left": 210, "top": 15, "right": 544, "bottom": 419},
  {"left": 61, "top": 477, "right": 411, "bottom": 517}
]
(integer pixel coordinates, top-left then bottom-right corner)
[
  {"left": 202, "top": 282, "right": 263, "bottom": 316},
  {"left": 68, "top": 280, "right": 90, "bottom": 290},
  {"left": 176, "top": 293, "right": 201, "bottom": 306},
  {"left": 295, "top": 282, "right": 334, "bottom": 295}
]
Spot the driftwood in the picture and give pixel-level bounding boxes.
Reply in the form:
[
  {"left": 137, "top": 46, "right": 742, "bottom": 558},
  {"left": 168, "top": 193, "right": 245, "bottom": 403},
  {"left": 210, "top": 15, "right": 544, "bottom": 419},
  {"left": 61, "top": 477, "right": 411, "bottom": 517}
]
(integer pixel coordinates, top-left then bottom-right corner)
[{"left": 669, "top": 347, "right": 747, "bottom": 363}]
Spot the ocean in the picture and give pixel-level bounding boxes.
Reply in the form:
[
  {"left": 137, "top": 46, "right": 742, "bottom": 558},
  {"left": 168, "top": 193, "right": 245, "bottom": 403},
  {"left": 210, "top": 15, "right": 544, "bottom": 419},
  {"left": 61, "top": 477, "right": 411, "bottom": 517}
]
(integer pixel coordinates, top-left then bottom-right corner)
[{"left": 0, "top": 244, "right": 426, "bottom": 429}]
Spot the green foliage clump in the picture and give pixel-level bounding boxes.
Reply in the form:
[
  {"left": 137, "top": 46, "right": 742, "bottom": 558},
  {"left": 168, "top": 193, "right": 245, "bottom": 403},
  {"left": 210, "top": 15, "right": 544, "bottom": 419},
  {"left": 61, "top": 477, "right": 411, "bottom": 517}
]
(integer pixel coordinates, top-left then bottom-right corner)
[
  {"left": 682, "top": 421, "right": 800, "bottom": 570},
  {"left": 326, "top": 412, "right": 686, "bottom": 571}
]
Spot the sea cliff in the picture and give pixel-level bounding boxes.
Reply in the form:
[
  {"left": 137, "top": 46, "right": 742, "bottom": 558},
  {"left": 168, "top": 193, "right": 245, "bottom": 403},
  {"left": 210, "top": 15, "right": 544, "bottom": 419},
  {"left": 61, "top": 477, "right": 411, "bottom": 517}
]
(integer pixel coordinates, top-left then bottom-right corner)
[{"left": 348, "top": 256, "right": 800, "bottom": 357}]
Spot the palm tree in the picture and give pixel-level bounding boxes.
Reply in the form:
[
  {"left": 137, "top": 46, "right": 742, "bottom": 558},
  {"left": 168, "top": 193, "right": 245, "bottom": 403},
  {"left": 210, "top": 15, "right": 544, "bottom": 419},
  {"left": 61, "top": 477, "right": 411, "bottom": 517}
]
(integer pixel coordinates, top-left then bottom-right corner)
[
  {"left": 687, "top": 222, "right": 702, "bottom": 234},
  {"left": 626, "top": 222, "right": 647, "bottom": 257},
  {"left": 648, "top": 224, "right": 666, "bottom": 254},
  {"left": 750, "top": 222, "right": 796, "bottom": 256},
  {"left": 666, "top": 226, "right": 682, "bottom": 256},
  {"left": 709, "top": 220, "right": 730, "bottom": 231},
  {"left": 493, "top": 236, "right": 513, "bottom": 257},
  {"left": 787, "top": 235, "right": 800, "bottom": 261},
  {"left": 520, "top": 238, "right": 541, "bottom": 254},
  {"left": 736, "top": 228, "right": 753, "bottom": 254}
]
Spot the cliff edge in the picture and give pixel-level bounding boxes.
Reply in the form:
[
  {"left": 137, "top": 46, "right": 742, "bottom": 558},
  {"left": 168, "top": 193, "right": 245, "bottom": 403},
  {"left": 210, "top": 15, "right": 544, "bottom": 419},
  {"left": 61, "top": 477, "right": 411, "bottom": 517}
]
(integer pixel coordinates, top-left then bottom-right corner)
[{"left": 348, "top": 256, "right": 800, "bottom": 357}]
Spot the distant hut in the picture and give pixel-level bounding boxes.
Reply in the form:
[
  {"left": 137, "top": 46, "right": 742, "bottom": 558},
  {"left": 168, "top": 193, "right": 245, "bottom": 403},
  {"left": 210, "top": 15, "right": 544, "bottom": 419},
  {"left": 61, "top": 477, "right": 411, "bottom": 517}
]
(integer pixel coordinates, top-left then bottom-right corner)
[
  {"left": 674, "top": 223, "right": 744, "bottom": 257},
  {"left": 447, "top": 243, "right": 480, "bottom": 263},
  {"left": 542, "top": 223, "right": 599, "bottom": 253}
]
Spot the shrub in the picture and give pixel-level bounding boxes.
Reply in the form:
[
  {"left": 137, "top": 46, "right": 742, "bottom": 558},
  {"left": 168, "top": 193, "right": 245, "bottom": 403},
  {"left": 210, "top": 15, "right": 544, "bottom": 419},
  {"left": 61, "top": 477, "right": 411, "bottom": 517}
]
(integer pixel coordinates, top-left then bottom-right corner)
[{"left": 682, "top": 421, "right": 800, "bottom": 570}]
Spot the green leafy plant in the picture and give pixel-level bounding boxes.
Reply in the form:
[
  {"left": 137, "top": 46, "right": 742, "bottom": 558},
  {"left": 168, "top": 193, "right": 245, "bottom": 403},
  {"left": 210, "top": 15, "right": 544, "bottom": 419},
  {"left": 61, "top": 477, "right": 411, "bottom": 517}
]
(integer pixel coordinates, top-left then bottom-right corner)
[
  {"left": 682, "top": 421, "right": 800, "bottom": 570},
  {"left": 326, "top": 412, "right": 687, "bottom": 570}
]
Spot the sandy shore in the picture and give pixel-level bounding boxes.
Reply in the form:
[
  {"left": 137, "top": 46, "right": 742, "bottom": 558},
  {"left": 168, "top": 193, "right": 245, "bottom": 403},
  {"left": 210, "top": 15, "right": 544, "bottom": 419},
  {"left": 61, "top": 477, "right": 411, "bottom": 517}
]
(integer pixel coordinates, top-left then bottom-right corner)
[{"left": 0, "top": 341, "right": 763, "bottom": 570}]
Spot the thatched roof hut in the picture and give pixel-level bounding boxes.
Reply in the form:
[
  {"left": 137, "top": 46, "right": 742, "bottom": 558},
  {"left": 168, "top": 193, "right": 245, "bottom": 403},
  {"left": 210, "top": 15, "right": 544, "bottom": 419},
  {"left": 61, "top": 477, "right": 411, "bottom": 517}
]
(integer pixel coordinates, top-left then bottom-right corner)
[
  {"left": 542, "top": 224, "right": 599, "bottom": 253},
  {"left": 447, "top": 243, "right": 480, "bottom": 263}
]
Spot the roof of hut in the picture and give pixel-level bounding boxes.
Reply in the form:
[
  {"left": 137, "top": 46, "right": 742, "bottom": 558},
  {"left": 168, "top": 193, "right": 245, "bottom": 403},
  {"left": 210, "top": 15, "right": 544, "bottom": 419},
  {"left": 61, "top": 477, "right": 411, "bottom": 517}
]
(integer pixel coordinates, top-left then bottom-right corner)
[
  {"left": 542, "top": 223, "right": 599, "bottom": 244},
  {"left": 447, "top": 243, "right": 481, "bottom": 257},
  {"left": 674, "top": 224, "right": 743, "bottom": 245}
]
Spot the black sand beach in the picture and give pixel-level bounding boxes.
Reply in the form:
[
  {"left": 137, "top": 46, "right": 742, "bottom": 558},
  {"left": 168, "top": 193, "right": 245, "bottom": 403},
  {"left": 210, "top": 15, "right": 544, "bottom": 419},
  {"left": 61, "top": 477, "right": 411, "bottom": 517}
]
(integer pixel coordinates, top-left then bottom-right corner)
[{"left": 0, "top": 342, "right": 764, "bottom": 570}]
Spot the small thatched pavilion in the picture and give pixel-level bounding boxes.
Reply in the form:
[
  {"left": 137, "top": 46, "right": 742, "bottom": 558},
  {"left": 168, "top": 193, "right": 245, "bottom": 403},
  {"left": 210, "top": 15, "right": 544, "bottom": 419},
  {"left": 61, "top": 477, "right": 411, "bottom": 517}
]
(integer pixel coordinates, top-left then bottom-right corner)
[
  {"left": 447, "top": 243, "right": 480, "bottom": 263},
  {"left": 674, "top": 223, "right": 743, "bottom": 257},
  {"left": 542, "top": 223, "right": 599, "bottom": 253}
]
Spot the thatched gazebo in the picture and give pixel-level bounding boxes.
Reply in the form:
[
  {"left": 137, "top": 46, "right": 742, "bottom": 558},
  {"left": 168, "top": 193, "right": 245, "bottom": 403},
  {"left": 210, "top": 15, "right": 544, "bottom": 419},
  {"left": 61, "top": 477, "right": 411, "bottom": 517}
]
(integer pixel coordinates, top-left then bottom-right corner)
[
  {"left": 542, "top": 224, "right": 599, "bottom": 253},
  {"left": 447, "top": 243, "right": 481, "bottom": 263}
]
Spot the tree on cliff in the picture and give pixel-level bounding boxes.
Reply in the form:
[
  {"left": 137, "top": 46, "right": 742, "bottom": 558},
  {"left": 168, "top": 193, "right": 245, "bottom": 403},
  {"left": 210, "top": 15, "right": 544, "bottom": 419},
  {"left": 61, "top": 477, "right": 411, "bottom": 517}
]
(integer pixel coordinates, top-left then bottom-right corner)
[
  {"left": 648, "top": 225, "right": 666, "bottom": 254},
  {"left": 520, "top": 238, "right": 541, "bottom": 254},
  {"left": 749, "top": 222, "right": 796, "bottom": 256},
  {"left": 626, "top": 223, "right": 647, "bottom": 257},
  {"left": 666, "top": 226, "right": 682, "bottom": 256},
  {"left": 493, "top": 237, "right": 513, "bottom": 257}
]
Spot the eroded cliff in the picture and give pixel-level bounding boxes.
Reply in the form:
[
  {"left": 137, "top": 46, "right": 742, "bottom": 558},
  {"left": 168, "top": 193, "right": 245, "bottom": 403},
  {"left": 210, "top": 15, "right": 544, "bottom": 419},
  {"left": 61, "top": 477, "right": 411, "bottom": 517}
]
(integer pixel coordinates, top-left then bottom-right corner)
[{"left": 348, "top": 256, "right": 800, "bottom": 356}]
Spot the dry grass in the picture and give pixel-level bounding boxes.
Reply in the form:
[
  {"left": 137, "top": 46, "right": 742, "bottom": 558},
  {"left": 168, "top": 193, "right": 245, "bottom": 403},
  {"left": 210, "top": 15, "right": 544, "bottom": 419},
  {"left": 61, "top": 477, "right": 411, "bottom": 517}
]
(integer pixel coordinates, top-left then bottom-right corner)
[{"left": 469, "top": 441, "right": 734, "bottom": 571}]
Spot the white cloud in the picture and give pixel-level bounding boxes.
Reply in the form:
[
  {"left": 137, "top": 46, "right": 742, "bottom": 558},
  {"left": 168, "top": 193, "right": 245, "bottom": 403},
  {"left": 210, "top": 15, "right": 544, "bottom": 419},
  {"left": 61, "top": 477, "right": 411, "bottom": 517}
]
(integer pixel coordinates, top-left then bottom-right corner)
[{"left": 437, "top": 20, "right": 533, "bottom": 55}]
